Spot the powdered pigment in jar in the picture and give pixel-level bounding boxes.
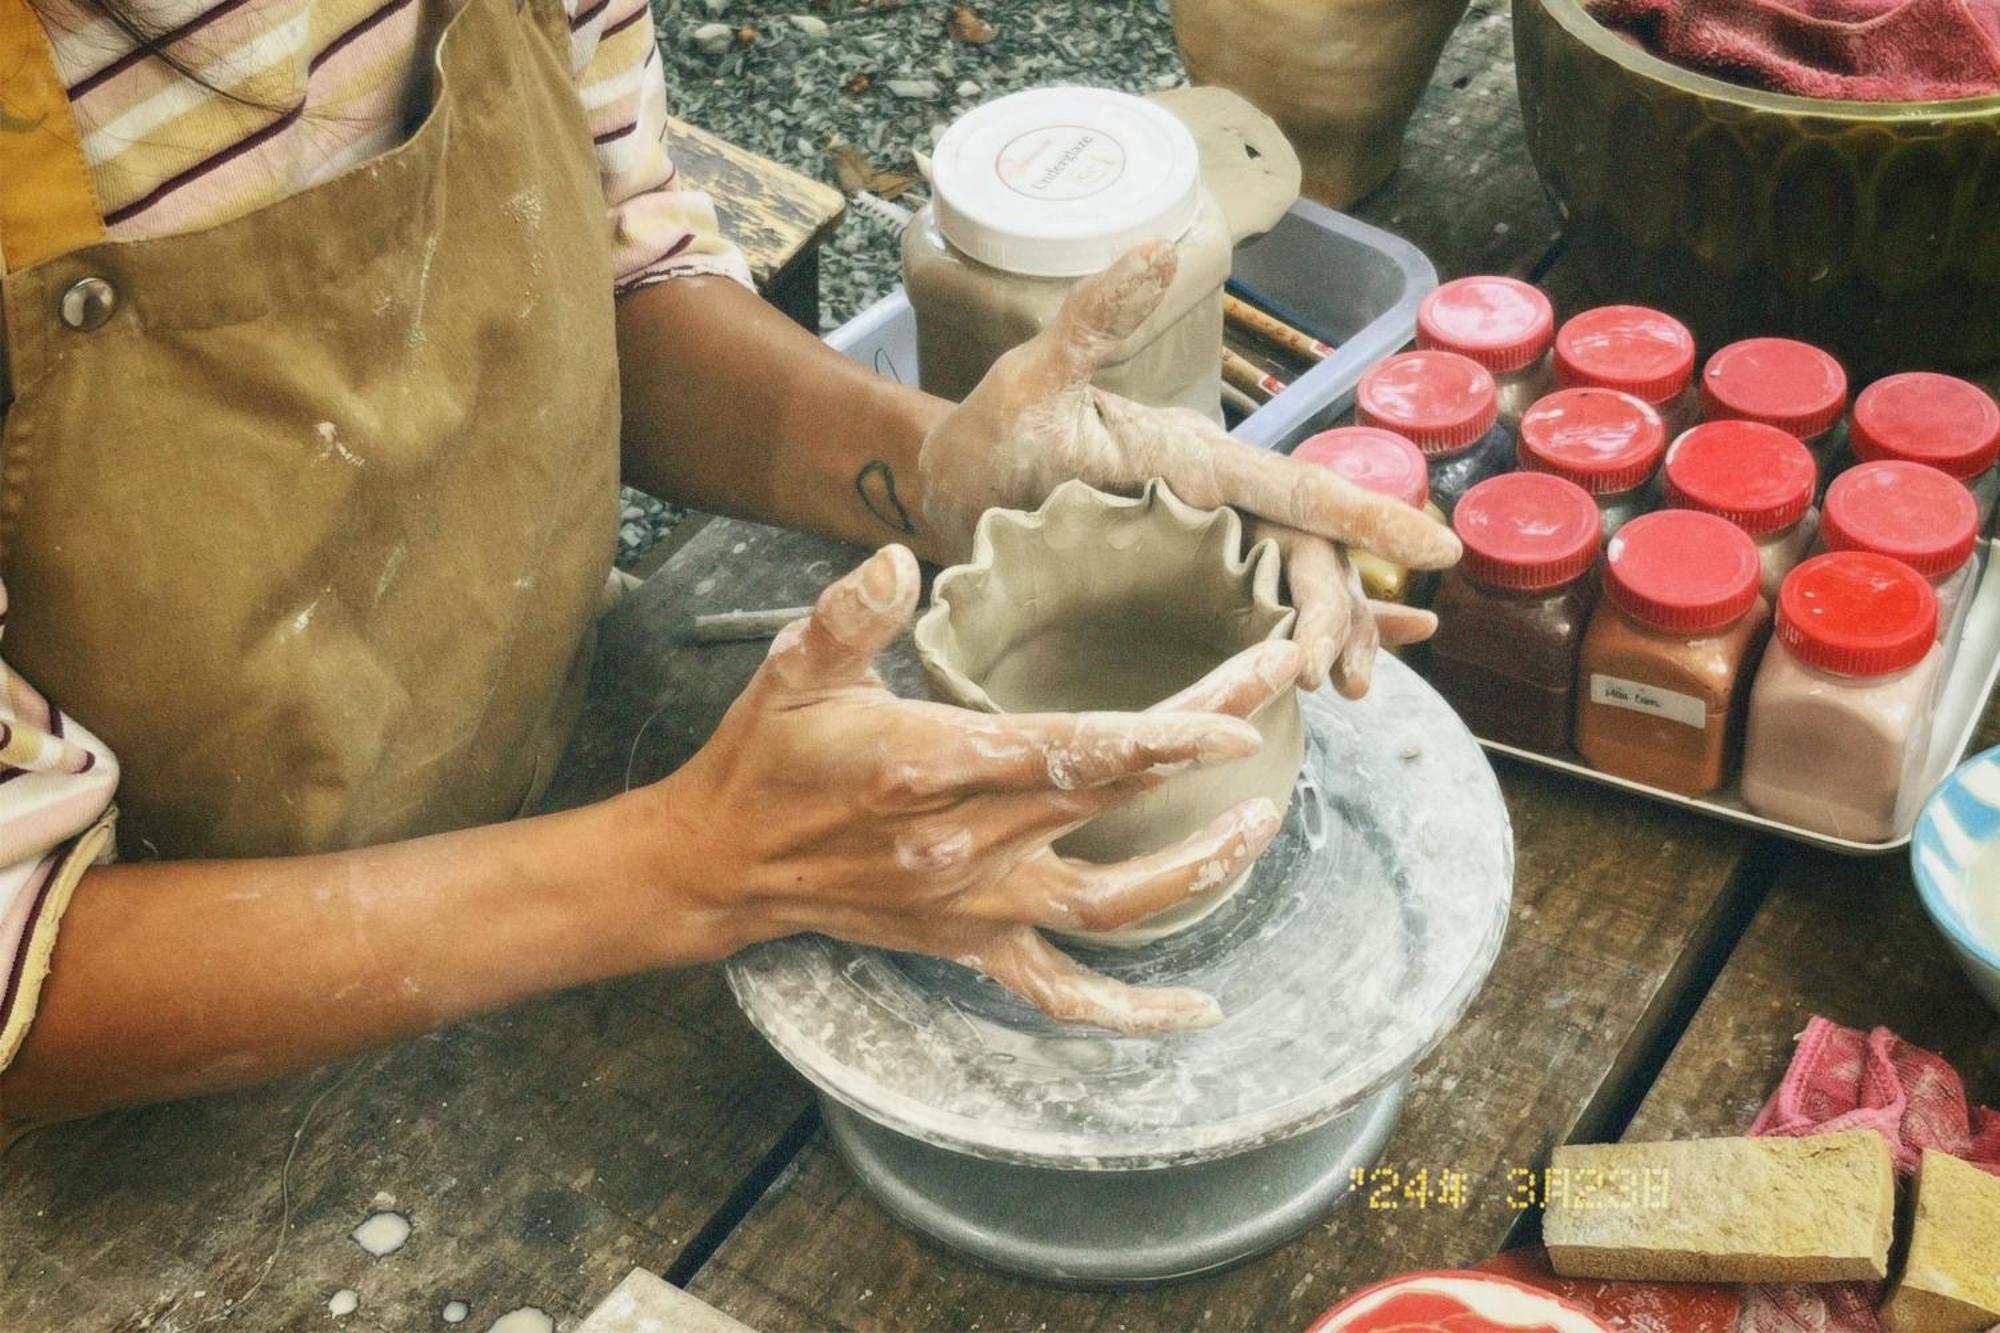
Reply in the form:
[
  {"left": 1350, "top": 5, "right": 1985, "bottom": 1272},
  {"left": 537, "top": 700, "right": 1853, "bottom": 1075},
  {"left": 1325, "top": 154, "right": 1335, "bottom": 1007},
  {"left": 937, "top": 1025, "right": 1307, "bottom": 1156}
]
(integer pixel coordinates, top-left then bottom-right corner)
[
  {"left": 1515, "top": 387, "right": 1667, "bottom": 539},
  {"left": 1356, "top": 350, "right": 1511, "bottom": 519},
  {"left": 1416, "top": 276, "right": 1555, "bottom": 432},
  {"left": 1554, "top": 305, "right": 1700, "bottom": 437},
  {"left": 1575, "top": 510, "right": 1769, "bottom": 797},
  {"left": 1818, "top": 461, "right": 1981, "bottom": 650},
  {"left": 1701, "top": 337, "right": 1850, "bottom": 478},
  {"left": 1844, "top": 372, "right": 2000, "bottom": 527},
  {"left": 1663, "top": 420, "right": 1819, "bottom": 602},
  {"left": 1741, "top": 552, "right": 1941, "bottom": 842}
]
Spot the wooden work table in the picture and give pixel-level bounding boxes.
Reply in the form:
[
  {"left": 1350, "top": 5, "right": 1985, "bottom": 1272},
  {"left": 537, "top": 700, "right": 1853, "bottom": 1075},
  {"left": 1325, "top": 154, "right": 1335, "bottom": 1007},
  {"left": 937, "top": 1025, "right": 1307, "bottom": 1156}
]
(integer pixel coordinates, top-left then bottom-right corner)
[{"left": 4, "top": 8, "right": 1995, "bottom": 1332}]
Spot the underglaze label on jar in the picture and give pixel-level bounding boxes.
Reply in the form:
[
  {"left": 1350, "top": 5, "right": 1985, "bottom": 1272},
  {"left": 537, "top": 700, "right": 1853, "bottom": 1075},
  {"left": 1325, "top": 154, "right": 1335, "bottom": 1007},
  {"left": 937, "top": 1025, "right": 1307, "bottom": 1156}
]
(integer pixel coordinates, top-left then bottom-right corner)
[
  {"left": 1588, "top": 674, "right": 1706, "bottom": 729},
  {"left": 998, "top": 127, "right": 1126, "bottom": 201}
]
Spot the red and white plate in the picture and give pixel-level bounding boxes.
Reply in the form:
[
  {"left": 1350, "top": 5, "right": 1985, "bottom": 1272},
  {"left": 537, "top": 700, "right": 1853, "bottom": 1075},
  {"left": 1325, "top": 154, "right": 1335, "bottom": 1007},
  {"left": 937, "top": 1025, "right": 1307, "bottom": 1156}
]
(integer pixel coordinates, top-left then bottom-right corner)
[{"left": 1308, "top": 1270, "right": 1615, "bottom": 1333}]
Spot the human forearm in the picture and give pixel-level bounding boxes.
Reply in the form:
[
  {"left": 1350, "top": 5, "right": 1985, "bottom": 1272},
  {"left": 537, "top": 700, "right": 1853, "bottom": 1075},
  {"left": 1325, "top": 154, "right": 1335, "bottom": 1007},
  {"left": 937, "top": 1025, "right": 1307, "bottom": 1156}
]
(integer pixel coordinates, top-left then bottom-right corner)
[
  {"left": 0, "top": 791, "right": 736, "bottom": 1125},
  {"left": 616, "top": 277, "right": 955, "bottom": 562}
]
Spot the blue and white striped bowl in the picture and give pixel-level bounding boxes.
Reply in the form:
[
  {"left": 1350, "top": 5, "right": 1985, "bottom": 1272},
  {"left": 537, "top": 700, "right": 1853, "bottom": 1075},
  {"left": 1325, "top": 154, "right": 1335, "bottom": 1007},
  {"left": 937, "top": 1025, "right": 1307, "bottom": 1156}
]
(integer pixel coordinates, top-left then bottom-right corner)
[{"left": 1912, "top": 746, "right": 2000, "bottom": 1018}]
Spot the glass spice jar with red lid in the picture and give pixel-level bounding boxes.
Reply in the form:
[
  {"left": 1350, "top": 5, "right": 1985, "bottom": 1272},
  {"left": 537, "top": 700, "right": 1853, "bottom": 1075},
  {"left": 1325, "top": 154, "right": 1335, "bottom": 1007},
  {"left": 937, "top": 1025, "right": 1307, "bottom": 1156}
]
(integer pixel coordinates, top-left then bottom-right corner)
[
  {"left": 1842, "top": 372, "right": 2000, "bottom": 526},
  {"left": 1819, "top": 460, "right": 1981, "bottom": 648},
  {"left": 1575, "top": 509, "right": 1770, "bottom": 797},
  {"left": 1292, "top": 426, "right": 1444, "bottom": 605},
  {"left": 1425, "top": 472, "right": 1602, "bottom": 753},
  {"left": 1700, "top": 337, "right": 1850, "bottom": 476},
  {"left": 1515, "top": 387, "right": 1668, "bottom": 539},
  {"left": 1416, "top": 276, "right": 1556, "bottom": 432},
  {"left": 1662, "top": 419, "right": 1820, "bottom": 601},
  {"left": 1741, "top": 552, "right": 1942, "bottom": 842},
  {"left": 1553, "top": 305, "right": 1700, "bottom": 436},
  {"left": 1356, "top": 350, "right": 1511, "bottom": 520}
]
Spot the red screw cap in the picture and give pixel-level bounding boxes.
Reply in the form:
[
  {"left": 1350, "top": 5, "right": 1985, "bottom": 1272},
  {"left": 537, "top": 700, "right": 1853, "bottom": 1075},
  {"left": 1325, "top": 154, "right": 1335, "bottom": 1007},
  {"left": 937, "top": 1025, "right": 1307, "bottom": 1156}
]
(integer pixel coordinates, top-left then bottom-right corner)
[
  {"left": 1416, "top": 276, "right": 1555, "bottom": 375},
  {"left": 1604, "top": 509, "right": 1762, "bottom": 633},
  {"left": 1701, "top": 337, "right": 1849, "bottom": 440},
  {"left": 1357, "top": 350, "right": 1500, "bottom": 455},
  {"left": 1662, "top": 420, "right": 1817, "bottom": 535},
  {"left": 1293, "top": 426, "right": 1430, "bottom": 511},
  {"left": 1553, "top": 305, "right": 1697, "bottom": 406},
  {"left": 1517, "top": 388, "right": 1667, "bottom": 495},
  {"left": 1821, "top": 460, "right": 1979, "bottom": 579},
  {"left": 1851, "top": 372, "right": 2000, "bottom": 482},
  {"left": 1777, "top": 551, "right": 1937, "bottom": 677},
  {"left": 1452, "top": 472, "right": 1602, "bottom": 592}
]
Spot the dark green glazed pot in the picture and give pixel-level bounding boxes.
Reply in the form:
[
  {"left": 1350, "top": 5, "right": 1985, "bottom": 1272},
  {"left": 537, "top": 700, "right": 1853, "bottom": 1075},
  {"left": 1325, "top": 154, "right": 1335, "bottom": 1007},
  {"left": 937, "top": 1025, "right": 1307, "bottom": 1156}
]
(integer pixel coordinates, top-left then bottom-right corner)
[{"left": 1515, "top": 0, "right": 2000, "bottom": 379}]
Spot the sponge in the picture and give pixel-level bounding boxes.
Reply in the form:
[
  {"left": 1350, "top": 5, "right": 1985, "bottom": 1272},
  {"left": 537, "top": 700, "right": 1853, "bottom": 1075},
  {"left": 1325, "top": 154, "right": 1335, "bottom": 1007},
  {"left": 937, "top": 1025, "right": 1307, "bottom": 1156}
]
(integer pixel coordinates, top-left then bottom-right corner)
[
  {"left": 1880, "top": 1150, "right": 2000, "bottom": 1332},
  {"left": 1543, "top": 1131, "right": 1895, "bottom": 1284}
]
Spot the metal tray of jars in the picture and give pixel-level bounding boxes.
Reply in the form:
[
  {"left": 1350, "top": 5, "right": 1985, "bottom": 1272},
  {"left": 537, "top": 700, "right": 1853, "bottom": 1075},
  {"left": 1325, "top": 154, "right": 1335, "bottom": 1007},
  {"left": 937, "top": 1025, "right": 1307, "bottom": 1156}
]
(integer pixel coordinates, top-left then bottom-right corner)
[
  {"left": 825, "top": 197, "right": 1436, "bottom": 446},
  {"left": 1449, "top": 541, "right": 2000, "bottom": 856}
]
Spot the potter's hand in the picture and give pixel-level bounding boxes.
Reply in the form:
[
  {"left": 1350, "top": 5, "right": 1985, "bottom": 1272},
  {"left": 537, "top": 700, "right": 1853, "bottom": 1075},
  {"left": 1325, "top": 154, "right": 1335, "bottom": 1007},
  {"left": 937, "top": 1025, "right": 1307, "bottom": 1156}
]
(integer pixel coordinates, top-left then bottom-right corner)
[
  {"left": 917, "top": 241, "right": 1459, "bottom": 695},
  {"left": 660, "top": 546, "right": 1298, "bottom": 1034}
]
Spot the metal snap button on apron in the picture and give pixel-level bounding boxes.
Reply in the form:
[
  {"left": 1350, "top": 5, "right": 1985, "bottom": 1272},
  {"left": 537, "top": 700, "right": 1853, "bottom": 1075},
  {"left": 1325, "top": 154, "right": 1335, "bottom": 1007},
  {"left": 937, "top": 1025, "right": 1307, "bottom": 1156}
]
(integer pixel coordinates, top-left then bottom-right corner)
[{"left": 59, "top": 277, "right": 118, "bottom": 331}]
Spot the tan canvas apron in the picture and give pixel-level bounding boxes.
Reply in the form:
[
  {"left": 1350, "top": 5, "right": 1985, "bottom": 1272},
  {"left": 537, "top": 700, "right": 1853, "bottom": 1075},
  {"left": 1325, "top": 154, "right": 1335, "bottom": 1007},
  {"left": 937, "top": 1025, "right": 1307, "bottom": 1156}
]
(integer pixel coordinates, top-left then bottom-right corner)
[{"left": 0, "top": 0, "right": 619, "bottom": 859}]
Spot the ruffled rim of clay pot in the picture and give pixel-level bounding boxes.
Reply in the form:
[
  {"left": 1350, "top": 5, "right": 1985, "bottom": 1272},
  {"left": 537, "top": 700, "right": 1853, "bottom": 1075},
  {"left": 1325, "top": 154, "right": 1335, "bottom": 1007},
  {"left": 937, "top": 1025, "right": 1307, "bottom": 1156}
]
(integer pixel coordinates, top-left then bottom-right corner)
[{"left": 913, "top": 478, "right": 1295, "bottom": 714}]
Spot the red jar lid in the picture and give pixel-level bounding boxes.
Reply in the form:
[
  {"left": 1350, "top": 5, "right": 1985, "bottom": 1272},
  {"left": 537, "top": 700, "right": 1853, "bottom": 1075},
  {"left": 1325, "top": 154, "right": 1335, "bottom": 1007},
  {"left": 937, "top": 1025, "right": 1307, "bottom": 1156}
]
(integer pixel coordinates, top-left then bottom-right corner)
[
  {"left": 1293, "top": 426, "right": 1431, "bottom": 511},
  {"left": 1604, "top": 509, "right": 1761, "bottom": 632},
  {"left": 1700, "top": 337, "right": 1849, "bottom": 440},
  {"left": 1777, "top": 551, "right": 1937, "bottom": 677},
  {"left": 1357, "top": 350, "right": 1500, "bottom": 455},
  {"left": 1850, "top": 372, "right": 2000, "bottom": 481},
  {"left": 1821, "top": 459, "right": 1979, "bottom": 579},
  {"left": 1662, "top": 419, "right": 1817, "bottom": 535},
  {"left": 1516, "top": 388, "right": 1668, "bottom": 495},
  {"left": 1452, "top": 472, "right": 1601, "bottom": 592},
  {"left": 1553, "top": 305, "right": 1697, "bottom": 405},
  {"left": 1416, "top": 276, "right": 1555, "bottom": 375}
]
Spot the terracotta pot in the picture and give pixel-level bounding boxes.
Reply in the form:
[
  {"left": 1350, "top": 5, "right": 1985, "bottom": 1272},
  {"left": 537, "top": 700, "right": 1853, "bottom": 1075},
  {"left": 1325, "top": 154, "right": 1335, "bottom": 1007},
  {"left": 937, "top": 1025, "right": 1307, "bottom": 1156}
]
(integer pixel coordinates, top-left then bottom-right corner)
[
  {"left": 913, "top": 480, "right": 1302, "bottom": 947},
  {"left": 1171, "top": 0, "right": 1472, "bottom": 208}
]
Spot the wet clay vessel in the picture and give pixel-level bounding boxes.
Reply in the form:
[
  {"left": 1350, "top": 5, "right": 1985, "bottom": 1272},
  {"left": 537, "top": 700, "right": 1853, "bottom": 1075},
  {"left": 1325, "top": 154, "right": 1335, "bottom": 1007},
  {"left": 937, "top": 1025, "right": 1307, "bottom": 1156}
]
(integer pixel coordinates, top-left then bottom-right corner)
[{"left": 914, "top": 481, "right": 1302, "bottom": 947}]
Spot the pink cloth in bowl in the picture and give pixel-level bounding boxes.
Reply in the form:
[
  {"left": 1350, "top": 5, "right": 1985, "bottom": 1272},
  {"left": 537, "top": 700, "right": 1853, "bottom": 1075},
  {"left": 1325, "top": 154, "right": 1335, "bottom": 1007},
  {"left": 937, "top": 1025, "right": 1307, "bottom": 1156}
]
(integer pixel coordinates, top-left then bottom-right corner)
[{"left": 1585, "top": 0, "right": 2000, "bottom": 101}]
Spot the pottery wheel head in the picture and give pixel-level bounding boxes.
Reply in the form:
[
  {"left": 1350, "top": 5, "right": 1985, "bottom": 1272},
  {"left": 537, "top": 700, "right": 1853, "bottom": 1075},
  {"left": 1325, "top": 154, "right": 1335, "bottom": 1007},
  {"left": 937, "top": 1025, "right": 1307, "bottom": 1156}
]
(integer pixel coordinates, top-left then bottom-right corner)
[{"left": 727, "top": 655, "right": 1513, "bottom": 1170}]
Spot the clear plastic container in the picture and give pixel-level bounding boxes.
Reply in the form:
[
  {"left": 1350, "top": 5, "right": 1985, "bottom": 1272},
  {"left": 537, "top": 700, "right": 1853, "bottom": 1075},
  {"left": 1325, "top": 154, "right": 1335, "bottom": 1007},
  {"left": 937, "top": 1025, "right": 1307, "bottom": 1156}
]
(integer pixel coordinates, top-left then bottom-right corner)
[
  {"left": 1291, "top": 426, "right": 1445, "bottom": 604},
  {"left": 1742, "top": 552, "right": 1942, "bottom": 842},
  {"left": 1356, "top": 350, "right": 1510, "bottom": 520},
  {"left": 1427, "top": 473, "right": 1601, "bottom": 752},
  {"left": 1841, "top": 372, "right": 2000, "bottom": 528},
  {"left": 1700, "top": 337, "right": 1850, "bottom": 481},
  {"left": 1553, "top": 305, "right": 1701, "bottom": 437},
  {"left": 903, "top": 87, "right": 1231, "bottom": 420},
  {"left": 1662, "top": 419, "right": 1820, "bottom": 602},
  {"left": 1576, "top": 510, "right": 1770, "bottom": 798},
  {"left": 1515, "top": 387, "right": 1667, "bottom": 540},
  {"left": 1819, "top": 460, "right": 1981, "bottom": 649},
  {"left": 1415, "top": 276, "right": 1555, "bottom": 432}
]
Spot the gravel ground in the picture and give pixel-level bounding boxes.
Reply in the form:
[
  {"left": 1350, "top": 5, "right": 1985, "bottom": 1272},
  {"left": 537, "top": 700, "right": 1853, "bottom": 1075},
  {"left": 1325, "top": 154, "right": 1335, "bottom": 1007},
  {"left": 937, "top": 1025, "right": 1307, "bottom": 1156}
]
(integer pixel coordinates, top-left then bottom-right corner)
[{"left": 619, "top": 0, "right": 1188, "bottom": 566}]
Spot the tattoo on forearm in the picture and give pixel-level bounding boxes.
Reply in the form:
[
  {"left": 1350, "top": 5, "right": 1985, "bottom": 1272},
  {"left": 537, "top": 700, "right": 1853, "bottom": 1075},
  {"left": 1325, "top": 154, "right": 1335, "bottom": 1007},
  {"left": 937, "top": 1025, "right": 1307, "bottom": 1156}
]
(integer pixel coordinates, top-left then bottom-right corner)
[{"left": 855, "top": 460, "right": 916, "bottom": 535}]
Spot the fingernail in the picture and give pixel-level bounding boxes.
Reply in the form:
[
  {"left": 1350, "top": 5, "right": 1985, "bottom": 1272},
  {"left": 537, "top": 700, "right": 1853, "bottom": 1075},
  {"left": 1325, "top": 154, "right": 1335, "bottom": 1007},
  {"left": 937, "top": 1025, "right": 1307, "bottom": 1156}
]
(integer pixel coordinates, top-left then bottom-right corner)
[{"left": 856, "top": 545, "right": 913, "bottom": 612}]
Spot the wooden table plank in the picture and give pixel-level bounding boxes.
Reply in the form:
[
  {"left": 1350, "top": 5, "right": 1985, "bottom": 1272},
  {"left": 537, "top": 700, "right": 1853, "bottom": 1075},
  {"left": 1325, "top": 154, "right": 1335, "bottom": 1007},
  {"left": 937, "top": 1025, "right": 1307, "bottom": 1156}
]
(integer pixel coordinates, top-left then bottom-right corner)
[
  {"left": 669, "top": 116, "right": 845, "bottom": 291},
  {"left": 0, "top": 529, "right": 855, "bottom": 1333}
]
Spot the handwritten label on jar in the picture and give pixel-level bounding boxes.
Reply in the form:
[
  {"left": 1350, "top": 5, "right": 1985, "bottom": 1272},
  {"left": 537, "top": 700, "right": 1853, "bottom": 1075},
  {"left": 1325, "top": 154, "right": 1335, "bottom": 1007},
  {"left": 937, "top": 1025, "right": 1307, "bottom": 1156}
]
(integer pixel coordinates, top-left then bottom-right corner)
[{"left": 1588, "top": 674, "right": 1707, "bottom": 729}]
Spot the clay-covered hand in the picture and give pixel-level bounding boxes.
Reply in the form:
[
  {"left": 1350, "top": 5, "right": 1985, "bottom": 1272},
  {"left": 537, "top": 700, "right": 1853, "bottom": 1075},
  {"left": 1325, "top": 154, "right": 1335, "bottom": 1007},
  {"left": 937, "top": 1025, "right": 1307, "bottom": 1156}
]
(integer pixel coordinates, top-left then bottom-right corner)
[
  {"left": 655, "top": 545, "right": 1299, "bottom": 1034},
  {"left": 916, "top": 240, "right": 1458, "bottom": 696}
]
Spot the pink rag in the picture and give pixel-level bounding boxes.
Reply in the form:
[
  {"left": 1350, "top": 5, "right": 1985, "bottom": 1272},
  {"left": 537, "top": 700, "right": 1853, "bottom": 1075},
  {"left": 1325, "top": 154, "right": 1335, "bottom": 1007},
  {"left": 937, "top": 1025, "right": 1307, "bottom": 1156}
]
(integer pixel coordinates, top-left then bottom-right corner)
[
  {"left": 1586, "top": 0, "right": 2000, "bottom": 101},
  {"left": 1736, "top": 1017, "right": 2000, "bottom": 1333}
]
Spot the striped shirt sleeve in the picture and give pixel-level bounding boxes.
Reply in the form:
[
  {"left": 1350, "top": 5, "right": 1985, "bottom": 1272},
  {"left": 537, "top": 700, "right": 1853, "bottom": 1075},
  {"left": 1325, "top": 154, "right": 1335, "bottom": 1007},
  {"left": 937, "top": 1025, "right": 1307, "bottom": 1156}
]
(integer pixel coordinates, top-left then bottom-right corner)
[
  {"left": 569, "top": 0, "right": 753, "bottom": 296},
  {"left": 0, "top": 582, "right": 122, "bottom": 1122}
]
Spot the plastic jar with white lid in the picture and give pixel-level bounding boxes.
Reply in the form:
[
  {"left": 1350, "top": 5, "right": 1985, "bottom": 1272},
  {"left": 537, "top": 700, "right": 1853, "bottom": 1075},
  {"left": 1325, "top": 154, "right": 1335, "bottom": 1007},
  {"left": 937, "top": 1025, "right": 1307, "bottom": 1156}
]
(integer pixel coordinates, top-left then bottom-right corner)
[
  {"left": 1515, "top": 388, "right": 1667, "bottom": 539},
  {"left": 902, "top": 87, "right": 1232, "bottom": 420},
  {"left": 1700, "top": 337, "right": 1850, "bottom": 480},
  {"left": 1356, "top": 350, "right": 1510, "bottom": 520},
  {"left": 1553, "top": 305, "right": 1701, "bottom": 437},
  {"left": 1841, "top": 372, "right": 2000, "bottom": 528},
  {"left": 1819, "top": 460, "right": 1980, "bottom": 649},
  {"left": 1415, "top": 276, "right": 1555, "bottom": 432},
  {"left": 1291, "top": 426, "right": 1445, "bottom": 605},
  {"left": 1741, "top": 552, "right": 1942, "bottom": 842},
  {"left": 1662, "top": 419, "right": 1820, "bottom": 602}
]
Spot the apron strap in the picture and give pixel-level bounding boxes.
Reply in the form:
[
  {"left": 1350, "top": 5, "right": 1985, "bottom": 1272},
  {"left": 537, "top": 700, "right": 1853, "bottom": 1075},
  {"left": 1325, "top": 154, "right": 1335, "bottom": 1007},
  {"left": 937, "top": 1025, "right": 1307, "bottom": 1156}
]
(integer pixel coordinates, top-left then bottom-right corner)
[{"left": 0, "top": 0, "right": 105, "bottom": 277}]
